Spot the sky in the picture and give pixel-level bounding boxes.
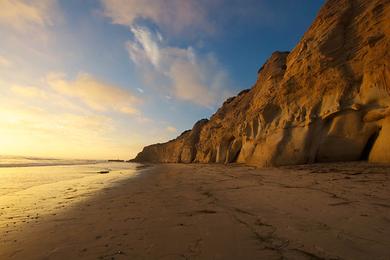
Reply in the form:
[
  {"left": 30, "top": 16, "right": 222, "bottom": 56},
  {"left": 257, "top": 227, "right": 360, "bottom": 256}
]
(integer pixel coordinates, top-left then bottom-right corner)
[{"left": 0, "top": 0, "right": 324, "bottom": 160}]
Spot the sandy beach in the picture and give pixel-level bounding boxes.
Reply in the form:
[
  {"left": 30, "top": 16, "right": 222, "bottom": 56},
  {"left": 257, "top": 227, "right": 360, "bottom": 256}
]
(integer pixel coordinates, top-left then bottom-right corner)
[
  {"left": 0, "top": 162, "right": 141, "bottom": 257},
  {"left": 0, "top": 162, "right": 389, "bottom": 259}
]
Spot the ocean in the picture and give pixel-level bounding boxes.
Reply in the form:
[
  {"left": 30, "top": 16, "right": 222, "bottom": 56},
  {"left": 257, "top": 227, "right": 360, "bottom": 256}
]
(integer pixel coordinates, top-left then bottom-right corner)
[
  {"left": 0, "top": 156, "right": 142, "bottom": 235},
  {"left": 0, "top": 155, "right": 102, "bottom": 168}
]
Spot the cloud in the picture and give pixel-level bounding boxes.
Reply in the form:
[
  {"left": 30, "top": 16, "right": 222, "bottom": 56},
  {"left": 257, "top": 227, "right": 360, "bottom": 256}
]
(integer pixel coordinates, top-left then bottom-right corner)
[
  {"left": 0, "top": 102, "right": 111, "bottom": 136},
  {"left": 128, "top": 26, "right": 161, "bottom": 67},
  {"left": 0, "top": 55, "right": 11, "bottom": 67},
  {"left": 100, "top": 0, "right": 274, "bottom": 39},
  {"left": 126, "top": 26, "right": 232, "bottom": 108},
  {"left": 0, "top": 0, "right": 59, "bottom": 32},
  {"left": 46, "top": 73, "right": 141, "bottom": 116},
  {"left": 11, "top": 85, "right": 48, "bottom": 99},
  {"left": 100, "top": 0, "right": 210, "bottom": 35},
  {"left": 0, "top": 99, "right": 120, "bottom": 159},
  {"left": 166, "top": 126, "right": 177, "bottom": 133},
  {"left": 0, "top": 77, "right": 160, "bottom": 159},
  {"left": 100, "top": 1, "right": 250, "bottom": 108}
]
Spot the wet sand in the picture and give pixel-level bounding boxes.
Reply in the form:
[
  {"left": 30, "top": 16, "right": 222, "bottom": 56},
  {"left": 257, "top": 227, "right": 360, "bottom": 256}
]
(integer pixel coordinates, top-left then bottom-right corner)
[{"left": 1, "top": 163, "right": 390, "bottom": 259}]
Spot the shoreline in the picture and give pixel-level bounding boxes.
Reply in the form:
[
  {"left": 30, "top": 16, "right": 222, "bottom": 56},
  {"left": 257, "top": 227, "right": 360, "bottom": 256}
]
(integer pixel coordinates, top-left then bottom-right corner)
[
  {"left": 0, "top": 163, "right": 141, "bottom": 239},
  {"left": 1, "top": 162, "right": 390, "bottom": 259},
  {"left": 0, "top": 162, "right": 101, "bottom": 168}
]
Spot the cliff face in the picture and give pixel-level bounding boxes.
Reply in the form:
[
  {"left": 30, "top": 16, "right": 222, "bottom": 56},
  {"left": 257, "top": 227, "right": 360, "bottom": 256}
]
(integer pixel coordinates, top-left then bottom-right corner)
[{"left": 133, "top": 0, "right": 390, "bottom": 166}]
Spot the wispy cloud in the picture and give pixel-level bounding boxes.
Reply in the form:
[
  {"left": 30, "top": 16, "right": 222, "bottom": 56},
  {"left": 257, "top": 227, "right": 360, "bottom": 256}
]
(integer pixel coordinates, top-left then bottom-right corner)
[
  {"left": 11, "top": 85, "right": 48, "bottom": 99},
  {"left": 46, "top": 73, "right": 141, "bottom": 116},
  {"left": 0, "top": 55, "right": 12, "bottom": 67},
  {"left": 0, "top": 0, "right": 59, "bottom": 32},
  {"left": 166, "top": 126, "right": 177, "bottom": 133},
  {"left": 128, "top": 27, "right": 161, "bottom": 67},
  {"left": 0, "top": 73, "right": 151, "bottom": 159},
  {"left": 0, "top": 0, "right": 64, "bottom": 78},
  {"left": 0, "top": 99, "right": 119, "bottom": 159},
  {"left": 126, "top": 26, "right": 232, "bottom": 108},
  {"left": 100, "top": 0, "right": 211, "bottom": 36},
  {"left": 100, "top": 0, "right": 273, "bottom": 39},
  {"left": 99, "top": 1, "right": 236, "bottom": 108}
]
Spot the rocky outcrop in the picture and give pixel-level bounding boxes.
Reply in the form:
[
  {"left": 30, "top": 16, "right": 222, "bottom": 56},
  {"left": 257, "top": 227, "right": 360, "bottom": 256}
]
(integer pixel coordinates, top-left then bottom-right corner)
[
  {"left": 134, "top": 119, "right": 209, "bottom": 163},
  {"left": 132, "top": 0, "right": 390, "bottom": 166}
]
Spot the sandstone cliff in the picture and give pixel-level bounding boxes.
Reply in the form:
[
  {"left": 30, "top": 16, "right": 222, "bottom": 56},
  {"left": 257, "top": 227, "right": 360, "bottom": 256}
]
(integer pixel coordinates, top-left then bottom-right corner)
[{"left": 133, "top": 0, "right": 390, "bottom": 166}]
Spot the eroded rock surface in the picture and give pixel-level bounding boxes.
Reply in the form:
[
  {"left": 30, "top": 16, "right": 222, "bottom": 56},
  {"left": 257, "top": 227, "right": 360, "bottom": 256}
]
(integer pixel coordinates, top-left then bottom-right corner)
[{"left": 133, "top": 0, "right": 390, "bottom": 166}]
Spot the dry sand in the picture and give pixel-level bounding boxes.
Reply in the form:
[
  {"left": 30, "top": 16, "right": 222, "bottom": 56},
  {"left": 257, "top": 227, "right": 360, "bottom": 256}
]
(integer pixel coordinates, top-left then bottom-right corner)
[{"left": 1, "top": 163, "right": 390, "bottom": 259}]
